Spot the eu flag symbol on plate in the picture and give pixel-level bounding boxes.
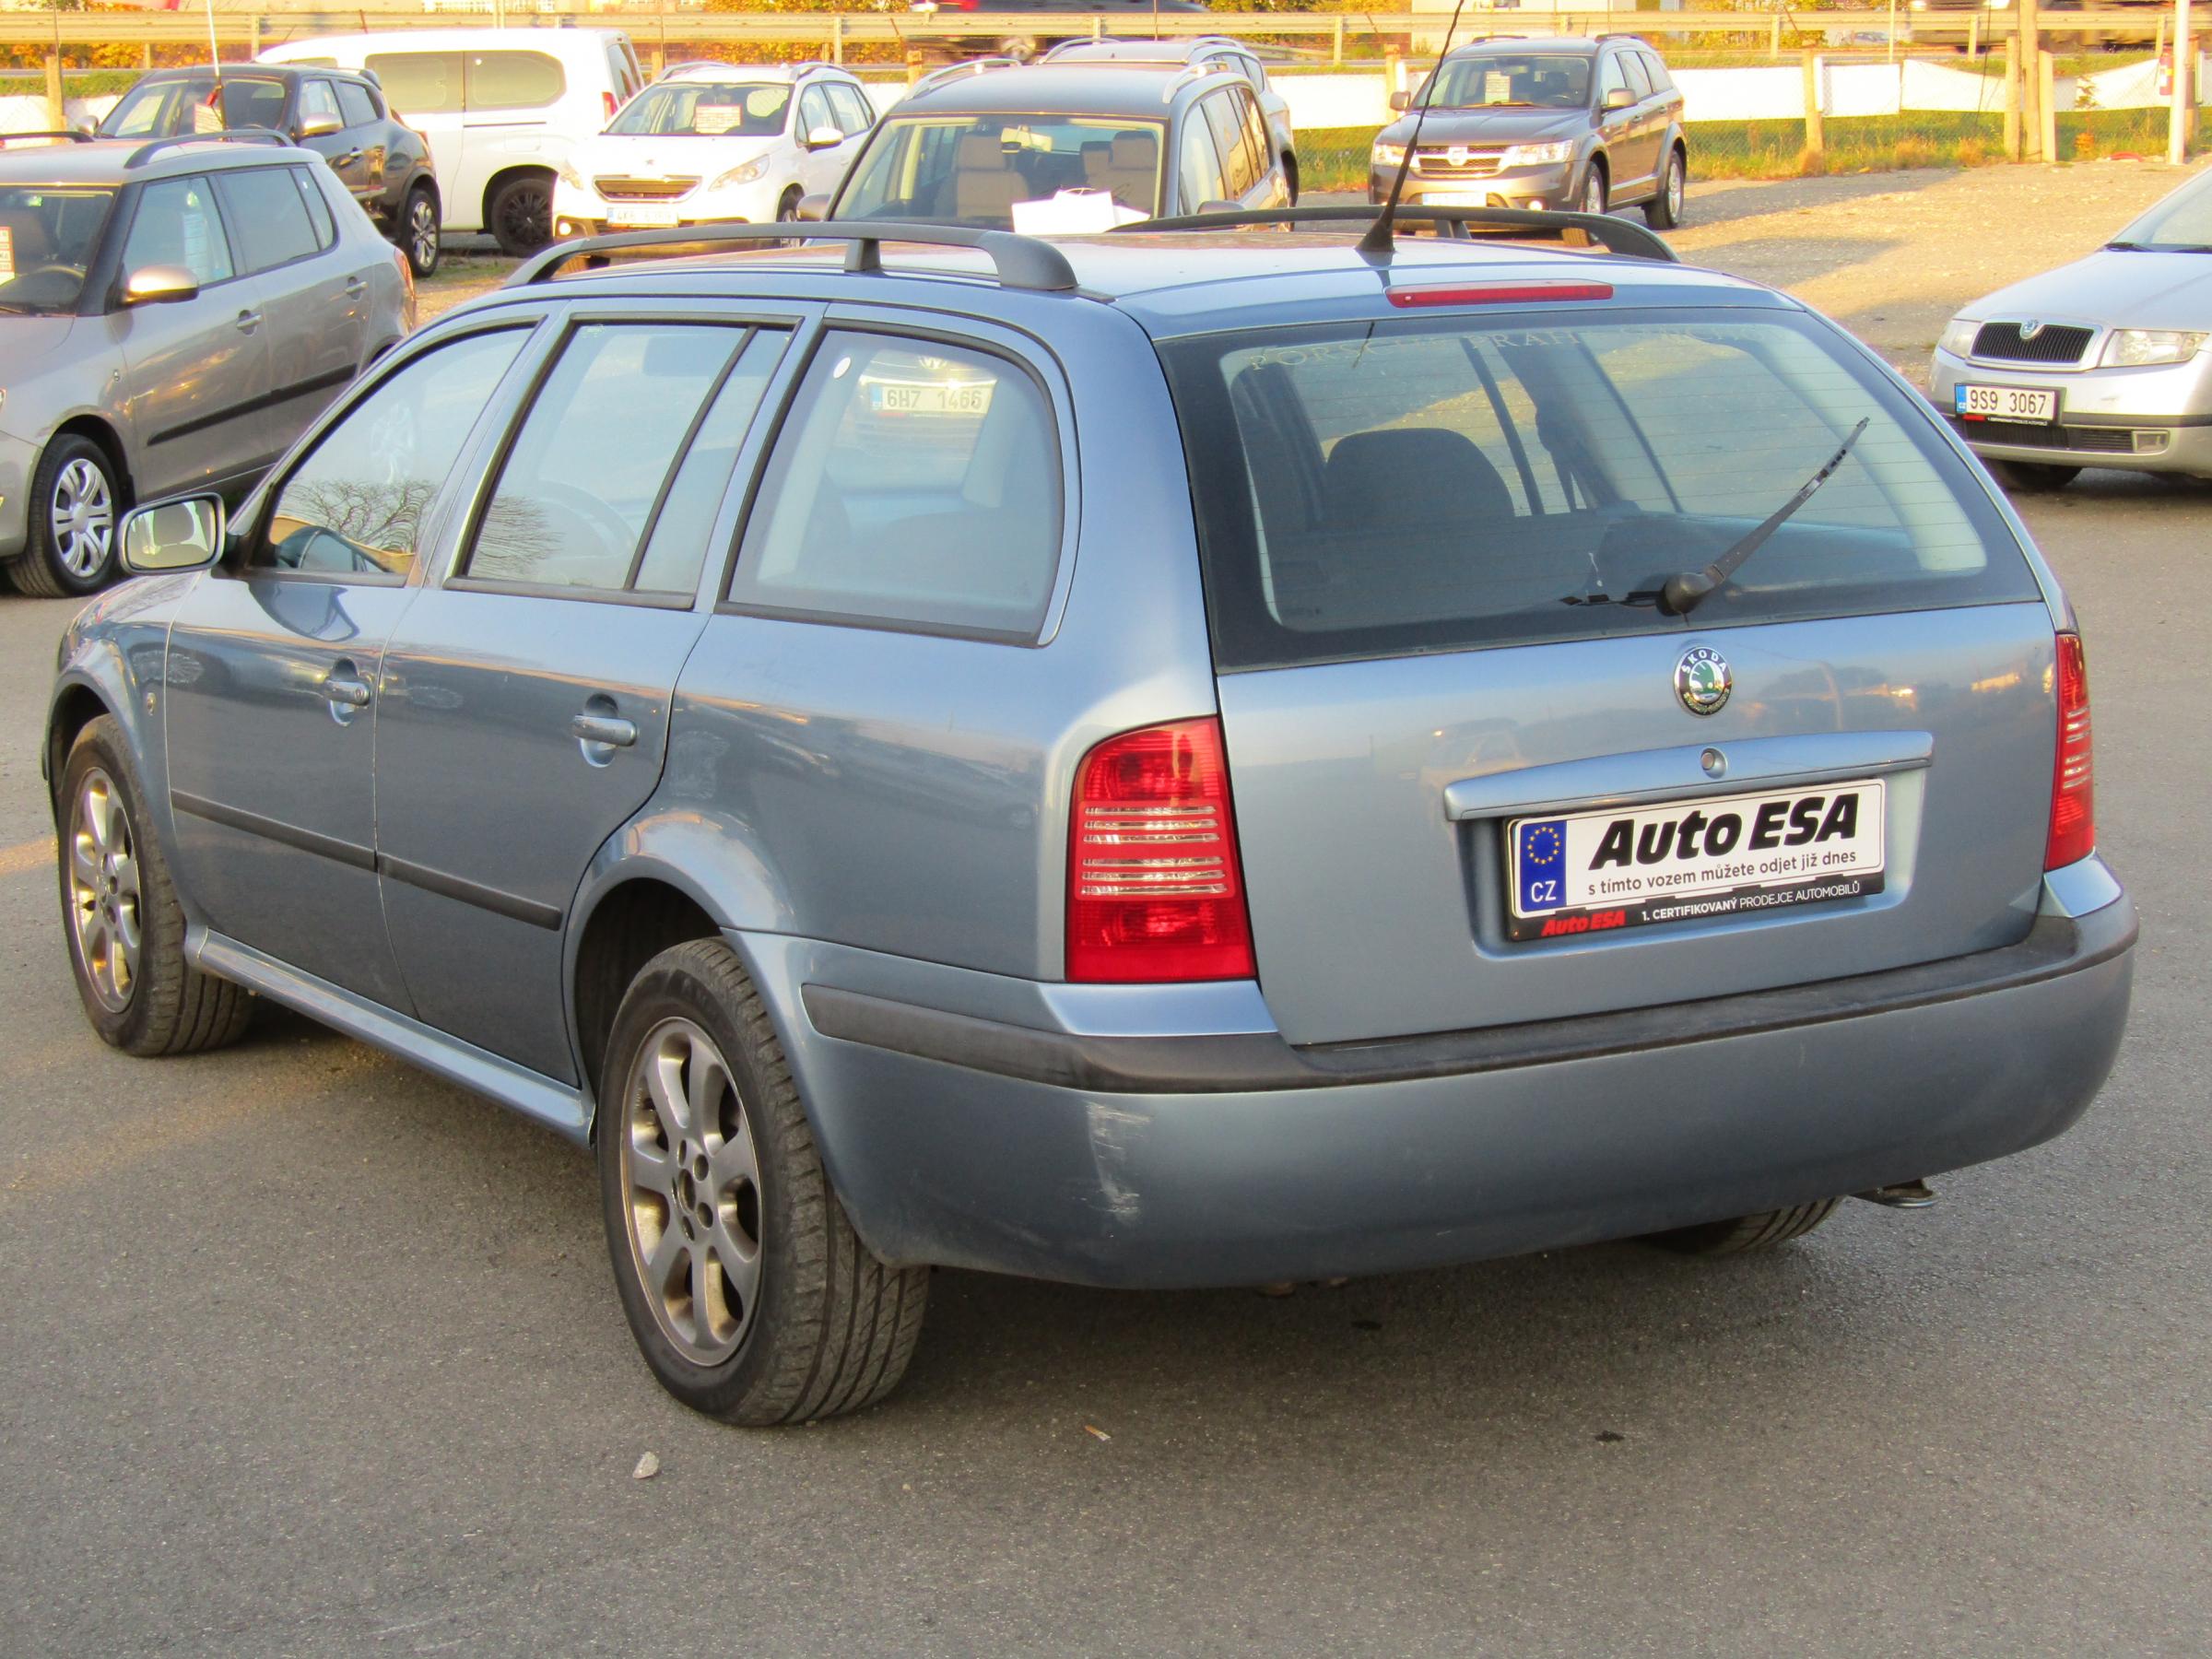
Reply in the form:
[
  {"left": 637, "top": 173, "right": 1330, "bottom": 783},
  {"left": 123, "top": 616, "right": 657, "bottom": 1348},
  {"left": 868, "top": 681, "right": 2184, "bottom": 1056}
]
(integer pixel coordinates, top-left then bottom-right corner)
[{"left": 1516, "top": 818, "right": 1568, "bottom": 912}]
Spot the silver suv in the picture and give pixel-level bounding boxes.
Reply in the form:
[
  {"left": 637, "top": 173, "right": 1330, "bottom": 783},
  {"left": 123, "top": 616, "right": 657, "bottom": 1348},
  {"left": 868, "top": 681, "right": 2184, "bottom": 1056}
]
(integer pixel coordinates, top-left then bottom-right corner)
[
  {"left": 0, "top": 133, "right": 411, "bottom": 597},
  {"left": 48, "top": 211, "right": 2135, "bottom": 1425}
]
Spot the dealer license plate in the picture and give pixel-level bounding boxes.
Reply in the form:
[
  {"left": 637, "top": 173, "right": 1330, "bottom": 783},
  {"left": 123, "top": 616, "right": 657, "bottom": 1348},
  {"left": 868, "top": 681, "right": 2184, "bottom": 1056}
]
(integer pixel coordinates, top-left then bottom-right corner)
[
  {"left": 1424, "top": 190, "right": 1491, "bottom": 206},
  {"left": 1507, "top": 780, "right": 1886, "bottom": 942},
  {"left": 1955, "top": 383, "right": 2056, "bottom": 423},
  {"left": 866, "top": 380, "right": 994, "bottom": 417},
  {"left": 610, "top": 203, "right": 681, "bottom": 229}
]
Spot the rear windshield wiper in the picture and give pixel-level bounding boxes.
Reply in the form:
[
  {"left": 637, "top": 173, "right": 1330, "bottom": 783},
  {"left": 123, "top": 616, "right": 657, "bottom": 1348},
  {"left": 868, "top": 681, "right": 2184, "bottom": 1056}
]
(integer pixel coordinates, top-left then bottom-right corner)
[{"left": 1659, "top": 418, "right": 1869, "bottom": 617}]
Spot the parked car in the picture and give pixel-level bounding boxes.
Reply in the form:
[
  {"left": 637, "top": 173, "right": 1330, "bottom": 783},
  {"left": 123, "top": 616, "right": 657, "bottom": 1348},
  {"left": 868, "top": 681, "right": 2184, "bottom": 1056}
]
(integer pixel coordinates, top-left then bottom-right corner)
[
  {"left": 825, "top": 63, "right": 1288, "bottom": 229},
  {"left": 51, "top": 204, "right": 2133, "bottom": 1422},
  {"left": 1040, "top": 35, "right": 1300, "bottom": 201},
  {"left": 907, "top": 0, "right": 1209, "bottom": 65},
  {"left": 260, "top": 28, "right": 646, "bottom": 255},
  {"left": 551, "top": 61, "right": 874, "bottom": 239},
  {"left": 1932, "top": 164, "right": 2212, "bottom": 490},
  {"left": 98, "top": 65, "right": 442, "bottom": 276},
  {"left": 0, "top": 134, "right": 410, "bottom": 597},
  {"left": 1370, "top": 34, "right": 1687, "bottom": 227}
]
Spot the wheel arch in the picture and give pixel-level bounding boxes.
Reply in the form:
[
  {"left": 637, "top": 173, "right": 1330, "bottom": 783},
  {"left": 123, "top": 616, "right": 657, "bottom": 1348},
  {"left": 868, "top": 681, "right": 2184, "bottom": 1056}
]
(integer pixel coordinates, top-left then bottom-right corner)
[
  {"left": 45, "top": 679, "right": 112, "bottom": 813},
  {"left": 48, "top": 415, "right": 135, "bottom": 512},
  {"left": 569, "top": 876, "right": 725, "bottom": 1126},
  {"left": 479, "top": 161, "right": 555, "bottom": 229}
]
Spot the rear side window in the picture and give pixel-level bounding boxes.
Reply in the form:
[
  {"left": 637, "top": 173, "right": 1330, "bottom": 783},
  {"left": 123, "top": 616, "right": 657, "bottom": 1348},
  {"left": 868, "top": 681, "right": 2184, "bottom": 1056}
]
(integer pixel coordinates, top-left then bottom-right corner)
[
  {"left": 335, "top": 81, "right": 380, "bottom": 127},
  {"left": 825, "top": 81, "right": 874, "bottom": 137},
  {"left": 462, "top": 324, "right": 778, "bottom": 595},
  {"left": 121, "top": 175, "right": 232, "bottom": 287},
  {"left": 1641, "top": 52, "right": 1676, "bottom": 93},
  {"left": 465, "top": 51, "right": 566, "bottom": 112},
  {"left": 292, "top": 166, "right": 335, "bottom": 249},
  {"left": 1159, "top": 312, "right": 2042, "bottom": 670},
  {"left": 211, "top": 166, "right": 322, "bottom": 273},
  {"left": 1201, "top": 90, "right": 1257, "bottom": 197},
  {"left": 367, "top": 52, "right": 463, "bottom": 116},
  {"left": 727, "top": 333, "right": 1062, "bottom": 640}
]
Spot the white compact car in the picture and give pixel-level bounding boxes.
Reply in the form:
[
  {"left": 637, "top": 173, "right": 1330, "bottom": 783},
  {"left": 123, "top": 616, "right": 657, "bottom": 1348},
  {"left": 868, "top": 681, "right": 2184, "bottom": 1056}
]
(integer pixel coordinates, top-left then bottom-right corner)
[
  {"left": 552, "top": 62, "right": 876, "bottom": 238},
  {"left": 262, "top": 28, "right": 647, "bottom": 254}
]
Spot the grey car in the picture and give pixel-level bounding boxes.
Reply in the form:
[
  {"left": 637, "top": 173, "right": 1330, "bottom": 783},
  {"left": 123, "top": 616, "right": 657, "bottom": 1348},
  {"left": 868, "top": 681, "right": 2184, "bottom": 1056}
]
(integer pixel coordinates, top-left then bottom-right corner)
[
  {"left": 48, "top": 207, "right": 2133, "bottom": 1425},
  {"left": 1371, "top": 35, "right": 1688, "bottom": 227},
  {"left": 0, "top": 133, "right": 413, "bottom": 597},
  {"left": 1932, "top": 164, "right": 2212, "bottom": 490}
]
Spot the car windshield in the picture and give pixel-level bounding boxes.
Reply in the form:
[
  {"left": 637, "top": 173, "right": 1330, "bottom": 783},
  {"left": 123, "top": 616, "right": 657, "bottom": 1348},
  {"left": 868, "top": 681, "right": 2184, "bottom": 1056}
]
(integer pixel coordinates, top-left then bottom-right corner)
[
  {"left": 99, "top": 74, "right": 290, "bottom": 138},
  {"left": 1158, "top": 310, "right": 2041, "bottom": 669},
  {"left": 1421, "top": 54, "right": 1593, "bottom": 111},
  {"left": 836, "top": 115, "right": 1163, "bottom": 227},
  {"left": 0, "top": 185, "right": 115, "bottom": 313},
  {"left": 607, "top": 81, "right": 790, "bottom": 137},
  {"left": 2109, "top": 170, "right": 2212, "bottom": 249}
]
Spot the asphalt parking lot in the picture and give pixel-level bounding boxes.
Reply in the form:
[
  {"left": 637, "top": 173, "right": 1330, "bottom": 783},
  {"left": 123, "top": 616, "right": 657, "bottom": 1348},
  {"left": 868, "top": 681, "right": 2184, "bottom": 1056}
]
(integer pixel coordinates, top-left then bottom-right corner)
[{"left": 5, "top": 173, "right": 2210, "bottom": 1655}]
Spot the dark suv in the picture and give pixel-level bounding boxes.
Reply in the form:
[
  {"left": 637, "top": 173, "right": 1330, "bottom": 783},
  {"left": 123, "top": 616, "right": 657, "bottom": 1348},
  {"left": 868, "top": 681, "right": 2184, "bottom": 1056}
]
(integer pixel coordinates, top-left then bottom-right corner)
[
  {"left": 1370, "top": 35, "right": 1686, "bottom": 228},
  {"left": 100, "top": 65, "right": 441, "bottom": 276}
]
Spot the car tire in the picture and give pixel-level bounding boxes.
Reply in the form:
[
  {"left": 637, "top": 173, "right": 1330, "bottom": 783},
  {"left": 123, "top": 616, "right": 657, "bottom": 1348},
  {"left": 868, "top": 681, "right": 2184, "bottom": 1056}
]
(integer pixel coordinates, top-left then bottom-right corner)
[
  {"left": 1580, "top": 160, "right": 1608, "bottom": 217},
  {"left": 12, "top": 433, "right": 120, "bottom": 598},
  {"left": 596, "top": 938, "right": 929, "bottom": 1425},
  {"left": 1988, "top": 459, "right": 2081, "bottom": 492},
  {"left": 1645, "top": 145, "right": 1686, "bottom": 229},
  {"left": 1283, "top": 154, "right": 1300, "bottom": 206},
  {"left": 402, "top": 183, "right": 441, "bottom": 278},
  {"left": 1646, "top": 1198, "right": 1842, "bottom": 1256},
  {"left": 487, "top": 171, "right": 554, "bottom": 258},
  {"left": 58, "top": 715, "right": 255, "bottom": 1058}
]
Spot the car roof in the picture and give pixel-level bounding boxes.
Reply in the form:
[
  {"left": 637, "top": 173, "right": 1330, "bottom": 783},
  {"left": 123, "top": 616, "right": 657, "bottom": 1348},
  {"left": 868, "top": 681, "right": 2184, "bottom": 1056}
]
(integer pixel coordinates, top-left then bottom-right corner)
[
  {"left": 488, "top": 229, "right": 1778, "bottom": 341},
  {"left": 892, "top": 63, "right": 1236, "bottom": 119},
  {"left": 660, "top": 61, "right": 855, "bottom": 84},
  {"left": 0, "top": 135, "right": 320, "bottom": 186},
  {"left": 131, "top": 63, "right": 369, "bottom": 85},
  {"left": 1445, "top": 36, "right": 1610, "bottom": 58},
  {"left": 1045, "top": 39, "right": 1244, "bottom": 63}
]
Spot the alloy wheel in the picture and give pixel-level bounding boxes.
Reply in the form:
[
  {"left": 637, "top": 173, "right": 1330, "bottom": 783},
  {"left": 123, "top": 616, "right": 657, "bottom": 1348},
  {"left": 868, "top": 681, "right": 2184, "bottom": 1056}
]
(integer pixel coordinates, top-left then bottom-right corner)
[
  {"left": 1583, "top": 171, "right": 1606, "bottom": 216},
  {"left": 408, "top": 194, "right": 439, "bottom": 271},
  {"left": 618, "top": 1018, "right": 764, "bottom": 1366},
  {"left": 1667, "top": 158, "right": 1685, "bottom": 219},
  {"left": 67, "top": 767, "right": 140, "bottom": 1013},
  {"left": 49, "top": 456, "right": 112, "bottom": 581}
]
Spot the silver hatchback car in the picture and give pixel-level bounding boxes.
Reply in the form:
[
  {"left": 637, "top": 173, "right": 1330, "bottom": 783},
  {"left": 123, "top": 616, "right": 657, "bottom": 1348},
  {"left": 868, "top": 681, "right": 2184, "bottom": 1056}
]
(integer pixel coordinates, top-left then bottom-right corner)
[
  {"left": 0, "top": 132, "right": 411, "bottom": 597},
  {"left": 47, "top": 209, "right": 2135, "bottom": 1424}
]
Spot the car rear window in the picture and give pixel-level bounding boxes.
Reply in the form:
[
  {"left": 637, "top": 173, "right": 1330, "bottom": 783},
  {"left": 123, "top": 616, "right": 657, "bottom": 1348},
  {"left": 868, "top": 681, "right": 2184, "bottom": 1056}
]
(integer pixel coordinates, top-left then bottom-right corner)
[{"left": 1159, "top": 308, "right": 2043, "bottom": 671}]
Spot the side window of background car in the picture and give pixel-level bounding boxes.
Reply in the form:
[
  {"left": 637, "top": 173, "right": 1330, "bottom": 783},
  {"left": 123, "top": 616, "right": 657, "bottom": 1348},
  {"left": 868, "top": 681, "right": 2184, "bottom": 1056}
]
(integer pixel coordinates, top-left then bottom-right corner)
[
  {"left": 335, "top": 81, "right": 380, "bottom": 129},
  {"left": 364, "top": 53, "right": 463, "bottom": 117},
  {"left": 120, "top": 175, "right": 233, "bottom": 288},
  {"left": 210, "top": 167, "right": 322, "bottom": 275},
  {"left": 1201, "top": 91, "right": 1256, "bottom": 198},
  {"left": 460, "top": 324, "right": 782, "bottom": 596},
  {"left": 727, "top": 332, "right": 1064, "bottom": 640},
  {"left": 1237, "top": 87, "right": 1272, "bottom": 175},
  {"left": 1175, "top": 113, "right": 1229, "bottom": 212},
  {"left": 290, "top": 166, "right": 336, "bottom": 250},
  {"left": 1620, "top": 53, "right": 1653, "bottom": 100},
  {"left": 1640, "top": 52, "right": 1676, "bottom": 95},
  {"left": 300, "top": 78, "right": 343, "bottom": 130},
  {"left": 1238, "top": 53, "right": 1267, "bottom": 95},
  {"left": 257, "top": 330, "right": 527, "bottom": 580},
  {"left": 797, "top": 85, "right": 836, "bottom": 143},
  {"left": 1597, "top": 54, "right": 1630, "bottom": 107},
  {"left": 826, "top": 82, "right": 874, "bottom": 137},
  {"left": 465, "top": 52, "right": 565, "bottom": 113}
]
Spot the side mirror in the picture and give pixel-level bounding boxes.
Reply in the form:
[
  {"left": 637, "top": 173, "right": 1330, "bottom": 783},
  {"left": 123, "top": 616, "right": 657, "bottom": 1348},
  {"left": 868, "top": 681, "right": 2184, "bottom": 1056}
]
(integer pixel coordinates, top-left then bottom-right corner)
[
  {"left": 121, "top": 493, "right": 225, "bottom": 575},
  {"left": 794, "top": 193, "right": 830, "bottom": 222},
  {"left": 297, "top": 111, "right": 343, "bottom": 140},
  {"left": 1388, "top": 89, "right": 1411, "bottom": 113},
  {"left": 805, "top": 124, "right": 845, "bottom": 151},
  {"left": 1603, "top": 88, "right": 1636, "bottom": 112},
  {"left": 120, "top": 264, "right": 199, "bottom": 307}
]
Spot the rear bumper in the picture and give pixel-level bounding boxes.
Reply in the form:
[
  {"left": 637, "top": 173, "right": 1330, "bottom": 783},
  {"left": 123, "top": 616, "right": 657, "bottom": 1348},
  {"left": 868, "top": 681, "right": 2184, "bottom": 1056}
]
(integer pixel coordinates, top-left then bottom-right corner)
[{"left": 751, "top": 879, "right": 2136, "bottom": 1288}]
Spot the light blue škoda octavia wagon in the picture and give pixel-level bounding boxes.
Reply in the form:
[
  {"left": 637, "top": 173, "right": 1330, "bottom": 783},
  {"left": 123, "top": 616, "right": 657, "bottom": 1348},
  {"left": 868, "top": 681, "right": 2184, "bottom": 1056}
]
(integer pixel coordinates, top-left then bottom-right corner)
[{"left": 47, "top": 207, "right": 2136, "bottom": 1423}]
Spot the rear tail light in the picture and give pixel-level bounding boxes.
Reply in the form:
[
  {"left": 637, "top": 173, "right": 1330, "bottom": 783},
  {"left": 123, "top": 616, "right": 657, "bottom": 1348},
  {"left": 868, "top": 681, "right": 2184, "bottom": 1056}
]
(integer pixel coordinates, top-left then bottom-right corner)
[
  {"left": 604, "top": 90, "right": 620, "bottom": 122},
  {"left": 392, "top": 242, "right": 417, "bottom": 328},
  {"left": 2045, "top": 630, "right": 2095, "bottom": 869},
  {"left": 1067, "top": 717, "right": 1254, "bottom": 983}
]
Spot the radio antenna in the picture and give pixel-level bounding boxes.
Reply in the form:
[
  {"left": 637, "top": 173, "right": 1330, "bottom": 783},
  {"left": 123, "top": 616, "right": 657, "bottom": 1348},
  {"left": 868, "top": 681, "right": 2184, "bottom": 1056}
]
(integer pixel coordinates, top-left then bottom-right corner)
[{"left": 1359, "top": 0, "right": 1472, "bottom": 258}]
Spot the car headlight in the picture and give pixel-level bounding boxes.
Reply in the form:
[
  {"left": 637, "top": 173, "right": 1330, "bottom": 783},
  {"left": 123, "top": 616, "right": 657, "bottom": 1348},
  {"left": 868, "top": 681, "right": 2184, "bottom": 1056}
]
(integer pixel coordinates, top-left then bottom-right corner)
[
  {"left": 556, "top": 160, "right": 585, "bottom": 190},
  {"left": 2101, "top": 328, "right": 2207, "bottom": 368},
  {"left": 1937, "top": 318, "right": 1979, "bottom": 358},
  {"left": 710, "top": 156, "right": 771, "bottom": 190},
  {"left": 1500, "top": 140, "right": 1575, "bottom": 168},
  {"left": 1372, "top": 141, "right": 1406, "bottom": 169}
]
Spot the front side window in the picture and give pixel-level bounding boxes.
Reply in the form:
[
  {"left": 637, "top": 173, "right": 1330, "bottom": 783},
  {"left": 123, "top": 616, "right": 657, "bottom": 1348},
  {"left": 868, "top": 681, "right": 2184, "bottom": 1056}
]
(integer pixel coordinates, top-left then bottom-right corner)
[
  {"left": 797, "top": 85, "right": 835, "bottom": 142},
  {"left": 728, "top": 333, "right": 1062, "bottom": 639},
  {"left": 1423, "top": 53, "right": 1593, "bottom": 111},
  {"left": 365, "top": 53, "right": 464, "bottom": 118},
  {"left": 1597, "top": 54, "right": 1631, "bottom": 105},
  {"left": 609, "top": 81, "right": 790, "bottom": 137},
  {"left": 1159, "top": 312, "right": 2041, "bottom": 669},
  {"left": 300, "top": 78, "right": 342, "bottom": 126},
  {"left": 838, "top": 116, "right": 1163, "bottom": 225},
  {"left": 462, "top": 324, "right": 771, "bottom": 594},
  {"left": 465, "top": 52, "right": 566, "bottom": 112},
  {"left": 259, "top": 329, "right": 527, "bottom": 580},
  {"left": 1175, "top": 113, "right": 1228, "bottom": 213},
  {"left": 121, "top": 176, "right": 232, "bottom": 288},
  {"left": 0, "top": 185, "right": 113, "bottom": 312},
  {"left": 211, "top": 166, "right": 322, "bottom": 273}
]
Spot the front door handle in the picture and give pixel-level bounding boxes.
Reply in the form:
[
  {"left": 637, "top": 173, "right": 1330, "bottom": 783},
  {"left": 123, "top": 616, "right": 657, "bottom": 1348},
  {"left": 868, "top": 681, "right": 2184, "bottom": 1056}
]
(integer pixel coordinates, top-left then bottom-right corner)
[
  {"left": 324, "top": 674, "right": 372, "bottom": 709},
  {"left": 571, "top": 713, "right": 637, "bottom": 748},
  {"left": 234, "top": 309, "right": 262, "bottom": 334}
]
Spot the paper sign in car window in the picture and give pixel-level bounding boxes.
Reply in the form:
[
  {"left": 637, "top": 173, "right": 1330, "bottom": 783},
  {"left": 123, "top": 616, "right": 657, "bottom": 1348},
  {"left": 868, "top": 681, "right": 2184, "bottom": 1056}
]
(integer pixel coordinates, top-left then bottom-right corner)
[
  {"left": 0, "top": 225, "right": 13, "bottom": 280},
  {"left": 1484, "top": 72, "right": 1514, "bottom": 104},
  {"left": 692, "top": 102, "right": 745, "bottom": 135},
  {"left": 1011, "top": 189, "right": 1146, "bottom": 234}
]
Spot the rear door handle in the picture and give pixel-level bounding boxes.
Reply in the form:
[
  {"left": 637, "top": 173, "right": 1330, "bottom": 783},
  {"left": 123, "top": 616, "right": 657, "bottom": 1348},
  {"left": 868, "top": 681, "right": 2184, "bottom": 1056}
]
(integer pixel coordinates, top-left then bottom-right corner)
[
  {"left": 571, "top": 713, "right": 637, "bottom": 748},
  {"left": 344, "top": 276, "right": 367, "bottom": 298},
  {"left": 333, "top": 149, "right": 361, "bottom": 167},
  {"left": 234, "top": 309, "right": 262, "bottom": 334}
]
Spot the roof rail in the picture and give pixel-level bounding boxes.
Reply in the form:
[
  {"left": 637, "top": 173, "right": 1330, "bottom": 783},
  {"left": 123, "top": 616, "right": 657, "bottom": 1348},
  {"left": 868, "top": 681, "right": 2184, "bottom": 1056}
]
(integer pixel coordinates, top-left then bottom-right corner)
[
  {"left": 656, "top": 59, "right": 732, "bottom": 80},
  {"left": 907, "top": 57, "right": 1021, "bottom": 99},
  {"left": 1164, "top": 61, "right": 1237, "bottom": 100},
  {"left": 1596, "top": 33, "right": 1652, "bottom": 44},
  {"left": 124, "top": 129, "right": 290, "bottom": 170},
  {"left": 1115, "top": 204, "right": 1678, "bottom": 265},
  {"left": 0, "top": 130, "right": 92, "bottom": 147},
  {"left": 508, "top": 219, "right": 1079, "bottom": 293}
]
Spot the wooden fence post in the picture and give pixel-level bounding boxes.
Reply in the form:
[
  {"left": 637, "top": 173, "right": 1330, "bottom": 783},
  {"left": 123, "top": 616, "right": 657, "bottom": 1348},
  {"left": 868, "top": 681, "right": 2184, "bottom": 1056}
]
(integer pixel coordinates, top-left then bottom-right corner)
[
  {"left": 1334, "top": 15, "right": 1345, "bottom": 67},
  {"left": 1802, "top": 51, "right": 1825, "bottom": 160},
  {"left": 45, "top": 52, "right": 64, "bottom": 131},
  {"left": 1771, "top": 13, "right": 1783, "bottom": 59},
  {"left": 2039, "top": 47, "right": 2058, "bottom": 160},
  {"left": 2004, "top": 33, "right": 2023, "bottom": 159},
  {"left": 831, "top": 14, "right": 843, "bottom": 65},
  {"left": 2018, "top": 0, "right": 2042, "bottom": 158}
]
